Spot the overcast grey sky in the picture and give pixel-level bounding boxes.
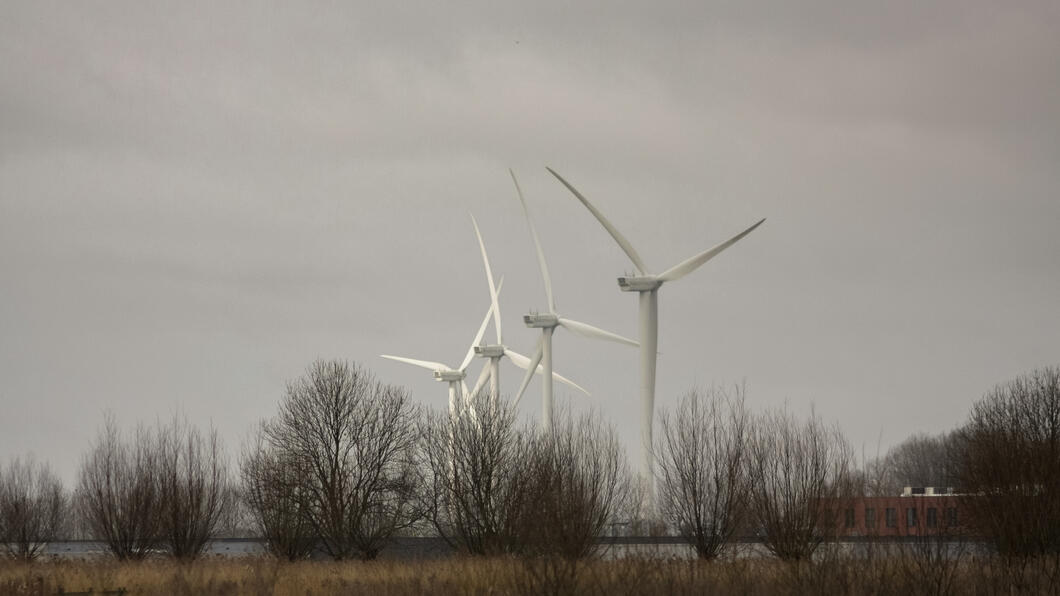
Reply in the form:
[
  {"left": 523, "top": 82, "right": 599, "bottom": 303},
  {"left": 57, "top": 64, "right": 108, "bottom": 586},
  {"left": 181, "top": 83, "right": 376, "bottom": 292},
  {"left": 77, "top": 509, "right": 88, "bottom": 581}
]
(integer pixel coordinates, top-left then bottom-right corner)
[{"left": 2, "top": 1, "right": 1058, "bottom": 482}]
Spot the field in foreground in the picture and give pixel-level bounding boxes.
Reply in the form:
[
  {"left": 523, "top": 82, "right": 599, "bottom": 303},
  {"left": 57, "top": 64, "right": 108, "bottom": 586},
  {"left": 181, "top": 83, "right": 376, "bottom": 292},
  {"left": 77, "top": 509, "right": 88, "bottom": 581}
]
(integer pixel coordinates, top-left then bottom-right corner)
[{"left": 2, "top": 554, "right": 1060, "bottom": 596}]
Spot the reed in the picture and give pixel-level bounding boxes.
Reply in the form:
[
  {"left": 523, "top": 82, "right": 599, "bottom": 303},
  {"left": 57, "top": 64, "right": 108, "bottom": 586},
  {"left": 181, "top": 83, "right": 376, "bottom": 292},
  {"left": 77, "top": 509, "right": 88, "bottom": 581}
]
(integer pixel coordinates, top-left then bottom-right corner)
[{"left": 2, "top": 552, "right": 1059, "bottom": 596}]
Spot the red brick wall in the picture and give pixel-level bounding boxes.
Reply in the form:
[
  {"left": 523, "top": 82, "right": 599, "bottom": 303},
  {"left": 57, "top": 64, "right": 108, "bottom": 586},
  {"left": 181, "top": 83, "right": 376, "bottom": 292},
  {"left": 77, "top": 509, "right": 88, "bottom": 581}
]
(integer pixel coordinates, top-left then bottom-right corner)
[{"left": 825, "top": 496, "right": 963, "bottom": 537}]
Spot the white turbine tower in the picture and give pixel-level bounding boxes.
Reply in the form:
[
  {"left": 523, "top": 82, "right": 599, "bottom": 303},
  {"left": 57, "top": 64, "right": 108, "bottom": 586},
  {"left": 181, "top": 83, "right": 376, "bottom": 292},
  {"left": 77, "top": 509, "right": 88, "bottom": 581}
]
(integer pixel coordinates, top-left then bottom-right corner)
[
  {"left": 548, "top": 167, "right": 765, "bottom": 502},
  {"left": 508, "top": 170, "right": 638, "bottom": 432},
  {"left": 381, "top": 278, "right": 503, "bottom": 416},
  {"left": 468, "top": 214, "right": 589, "bottom": 408}
]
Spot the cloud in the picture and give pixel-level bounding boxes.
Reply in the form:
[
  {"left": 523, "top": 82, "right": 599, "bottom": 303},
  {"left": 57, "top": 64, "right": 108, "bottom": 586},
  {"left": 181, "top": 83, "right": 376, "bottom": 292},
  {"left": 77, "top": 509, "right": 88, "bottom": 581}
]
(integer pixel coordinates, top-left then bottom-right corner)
[{"left": 1, "top": 0, "right": 1058, "bottom": 482}]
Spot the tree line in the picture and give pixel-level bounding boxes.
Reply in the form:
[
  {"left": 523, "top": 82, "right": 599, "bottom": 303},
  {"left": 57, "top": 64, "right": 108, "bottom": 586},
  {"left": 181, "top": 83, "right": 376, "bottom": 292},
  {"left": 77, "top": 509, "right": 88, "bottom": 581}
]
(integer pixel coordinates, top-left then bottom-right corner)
[{"left": 1, "top": 361, "right": 1058, "bottom": 563}]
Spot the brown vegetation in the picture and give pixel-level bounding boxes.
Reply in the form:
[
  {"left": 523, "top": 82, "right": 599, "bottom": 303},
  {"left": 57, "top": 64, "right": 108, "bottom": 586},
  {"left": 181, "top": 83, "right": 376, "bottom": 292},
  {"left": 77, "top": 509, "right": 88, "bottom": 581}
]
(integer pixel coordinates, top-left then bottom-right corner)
[
  {"left": 240, "top": 434, "right": 317, "bottom": 560},
  {"left": 418, "top": 391, "right": 530, "bottom": 556},
  {"left": 76, "top": 416, "right": 163, "bottom": 561},
  {"left": 76, "top": 413, "right": 231, "bottom": 561},
  {"left": 956, "top": 366, "right": 1060, "bottom": 558},
  {"left": 155, "top": 415, "right": 231, "bottom": 560},
  {"left": 656, "top": 386, "right": 750, "bottom": 559},
  {"left": 3, "top": 554, "right": 1060, "bottom": 596},
  {"left": 0, "top": 456, "right": 65, "bottom": 561},
  {"left": 418, "top": 392, "right": 628, "bottom": 561},
  {"left": 7, "top": 361, "right": 1060, "bottom": 595},
  {"left": 256, "top": 360, "right": 421, "bottom": 561},
  {"left": 517, "top": 411, "right": 629, "bottom": 560},
  {"left": 869, "top": 431, "right": 960, "bottom": 497},
  {"left": 747, "top": 406, "right": 855, "bottom": 561}
]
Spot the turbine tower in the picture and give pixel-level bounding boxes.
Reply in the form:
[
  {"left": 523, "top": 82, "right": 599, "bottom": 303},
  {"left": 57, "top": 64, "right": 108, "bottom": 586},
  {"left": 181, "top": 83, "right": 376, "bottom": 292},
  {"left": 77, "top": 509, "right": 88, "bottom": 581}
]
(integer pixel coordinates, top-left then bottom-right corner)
[
  {"left": 548, "top": 167, "right": 764, "bottom": 502},
  {"left": 468, "top": 213, "right": 589, "bottom": 408},
  {"left": 508, "top": 170, "right": 638, "bottom": 432},
  {"left": 380, "top": 279, "right": 504, "bottom": 416}
]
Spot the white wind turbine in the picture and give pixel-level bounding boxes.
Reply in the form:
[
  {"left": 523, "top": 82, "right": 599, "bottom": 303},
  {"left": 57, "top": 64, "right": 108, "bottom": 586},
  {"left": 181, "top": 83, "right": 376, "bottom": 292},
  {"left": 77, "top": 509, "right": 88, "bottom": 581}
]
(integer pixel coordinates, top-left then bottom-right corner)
[
  {"left": 548, "top": 167, "right": 765, "bottom": 500},
  {"left": 467, "top": 214, "right": 589, "bottom": 409},
  {"left": 508, "top": 170, "right": 638, "bottom": 432},
  {"left": 381, "top": 278, "right": 504, "bottom": 416}
]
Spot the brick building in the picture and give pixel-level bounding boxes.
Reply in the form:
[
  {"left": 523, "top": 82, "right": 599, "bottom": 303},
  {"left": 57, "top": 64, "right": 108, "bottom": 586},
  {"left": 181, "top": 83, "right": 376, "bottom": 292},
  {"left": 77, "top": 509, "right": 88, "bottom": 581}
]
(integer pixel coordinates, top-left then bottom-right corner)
[{"left": 830, "top": 487, "right": 964, "bottom": 537}]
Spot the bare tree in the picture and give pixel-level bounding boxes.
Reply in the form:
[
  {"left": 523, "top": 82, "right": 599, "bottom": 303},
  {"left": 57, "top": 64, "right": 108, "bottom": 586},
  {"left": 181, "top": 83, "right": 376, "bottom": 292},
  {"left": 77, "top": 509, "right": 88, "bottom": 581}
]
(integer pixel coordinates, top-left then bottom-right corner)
[
  {"left": 214, "top": 480, "right": 252, "bottom": 539},
  {"left": 519, "top": 411, "right": 630, "bottom": 560},
  {"left": 0, "top": 456, "right": 66, "bottom": 560},
  {"left": 155, "top": 414, "right": 230, "bottom": 560},
  {"left": 747, "top": 406, "right": 854, "bottom": 561},
  {"left": 616, "top": 475, "right": 666, "bottom": 538},
  {"left": 656, "top": 386, "right": 751, "bottom": 559},
  {"left": 240, "top": 431, "right": 317, "bottom": 559},
  {"left": 77, "top": 414, "right": 161, "bottom": 560},
  {"left": 419, "top": 390, "right": 533, "bottom": 556},
  {"left": 263, "top": 359, "right": 420, "bottom": 560},
  {"left": 421, "top": 390, "right": 629, "bottom": 565},
  {"left": 871, "top": 431, "right": 960, "bottom": 496},
  {"left": 956, "top": 365, "right": 1060, "bottom": 557}
]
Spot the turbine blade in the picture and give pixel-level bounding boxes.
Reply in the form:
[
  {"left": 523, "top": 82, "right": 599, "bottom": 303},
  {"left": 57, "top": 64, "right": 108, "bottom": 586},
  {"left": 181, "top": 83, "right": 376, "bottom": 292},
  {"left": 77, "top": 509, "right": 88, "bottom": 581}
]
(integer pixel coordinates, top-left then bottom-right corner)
[
  {"left": 552, "top": 370, "right": 591, "bottom": 396},
  {"left": 461, "top": 381, "right": 470, "bottom": 402},
  {"left": 467, "top": 364, "right": 491, "bottom": 401},
  {"left": 380, "top": 355, "right": 449, "bottom": 372},
  {"left": 504, "top": 346, "right": 535, "bottom": 371},
  {"left": 460, "top": 276, "right": 505, "bottom": 372},
  {"left": 658, "top": 218, "right": 766, "bottom": 282},
  {"left": 510, "top": 169, "right": 555, "bottom": 313},
  {"left": 506, "top": 346, "right": 591, "bottom": 397},
  {"left": 470, "top": 213, "right": 503, "bottom": 343},
  {"left": 547, "top": 167, "right": 649, "bottom": 275},
  {"left": 511, "top": 339, "right": 543, "bottom": 407},
  {"left": 557, "top": 317, "right": 639, "bottom": 348}
]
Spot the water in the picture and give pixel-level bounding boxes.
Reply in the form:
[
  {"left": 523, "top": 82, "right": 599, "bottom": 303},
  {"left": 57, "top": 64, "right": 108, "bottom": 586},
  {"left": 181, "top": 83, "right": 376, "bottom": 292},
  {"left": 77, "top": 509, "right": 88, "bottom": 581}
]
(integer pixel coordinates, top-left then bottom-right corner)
[{"left": 36, "top": 537, "right": 989, "bottom": 560}]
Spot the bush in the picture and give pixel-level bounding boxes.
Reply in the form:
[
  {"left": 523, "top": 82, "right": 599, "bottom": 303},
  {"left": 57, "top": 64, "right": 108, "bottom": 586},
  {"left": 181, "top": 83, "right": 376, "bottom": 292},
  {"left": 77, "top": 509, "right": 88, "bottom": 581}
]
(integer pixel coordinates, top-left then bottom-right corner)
[
  {"left": 956, "top": 366, "right": 1060, "bottom": 557},
  {"left": 0, "top": 456, "right": 65, "bottom": 560},
  {"left": 418, "top": 391, "right": 531, "bottom": 556},
  {"left": 77, "top": 415, "right": 161, "bottom": 560},
  {"left": 747, "top": 406, "right": 855, "bottom": 561},
  {"left": 256, "top": 360, "right": 421, "bottom": 560},
  {"left": 77, "top": 413, "right": 231, "bottom": 560},
  {"left": 656, "top": 386, "right": 751, "bottom": 559}
]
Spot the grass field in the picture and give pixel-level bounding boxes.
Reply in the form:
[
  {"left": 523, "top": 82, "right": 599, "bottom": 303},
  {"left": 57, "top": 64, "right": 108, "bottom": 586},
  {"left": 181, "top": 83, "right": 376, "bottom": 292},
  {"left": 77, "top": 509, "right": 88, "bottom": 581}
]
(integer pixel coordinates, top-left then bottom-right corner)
[{"left": 2, "top": 551, "right": 1060, "bottom": 595}]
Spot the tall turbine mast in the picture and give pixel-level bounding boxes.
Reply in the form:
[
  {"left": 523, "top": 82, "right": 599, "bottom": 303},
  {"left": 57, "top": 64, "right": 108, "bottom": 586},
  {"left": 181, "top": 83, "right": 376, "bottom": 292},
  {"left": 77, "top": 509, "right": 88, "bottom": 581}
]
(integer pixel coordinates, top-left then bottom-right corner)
[
  {"left": 509, "top": 170, "right": 638, "bottom": 432},
  {"left": 547, "top": 167, "right": 764, "bottom": 507},
  {"left": 468, "top": 214, "right": 589, "bottom": 409}
]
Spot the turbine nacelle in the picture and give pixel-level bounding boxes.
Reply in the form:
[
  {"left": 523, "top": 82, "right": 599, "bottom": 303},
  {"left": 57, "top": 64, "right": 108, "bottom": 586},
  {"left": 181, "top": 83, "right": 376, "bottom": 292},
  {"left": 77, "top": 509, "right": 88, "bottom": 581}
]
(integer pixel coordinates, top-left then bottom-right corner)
[
  {"left": 433, "top": 370, "right": 465, "bottom": 382},
  {"left": 618, "top": 276, "right": 662, "bottom": 292},
  {"left": 523, "top": 313, "right": 560, "bottom": 328},
  {"left": 473, "top": 344, "right": 505, "bottom": 358}
]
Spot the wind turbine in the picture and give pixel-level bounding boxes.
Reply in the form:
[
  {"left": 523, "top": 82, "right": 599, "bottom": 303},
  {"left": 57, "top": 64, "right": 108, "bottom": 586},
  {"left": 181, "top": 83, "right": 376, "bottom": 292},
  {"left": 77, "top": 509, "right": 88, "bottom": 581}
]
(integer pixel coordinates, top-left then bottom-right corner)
[
  {"left": 381, "top": 278, "right": 504, "bottom": 417},
  {"left": 508, "top": 170, "right": 638, "bottom": 432},
  {"left": 467, "top": 214, "right": 589, "bottom": 410},
  {"left": 547, "top": 167, "right": 765, "bottom": 500}
]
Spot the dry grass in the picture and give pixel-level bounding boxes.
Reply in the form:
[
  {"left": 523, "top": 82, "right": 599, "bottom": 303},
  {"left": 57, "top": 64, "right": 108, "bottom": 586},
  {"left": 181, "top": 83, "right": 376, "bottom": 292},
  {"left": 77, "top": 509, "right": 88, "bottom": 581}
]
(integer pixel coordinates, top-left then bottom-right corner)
[{"left": 2, "top": 552, "right": 1060, "bottom": 596}]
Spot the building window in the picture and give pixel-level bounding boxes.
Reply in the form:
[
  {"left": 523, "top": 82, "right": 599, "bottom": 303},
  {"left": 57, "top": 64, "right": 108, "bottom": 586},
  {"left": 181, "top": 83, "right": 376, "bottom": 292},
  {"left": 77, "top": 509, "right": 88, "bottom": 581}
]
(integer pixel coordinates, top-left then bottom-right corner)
[
  {"left": 886, "top": 508, "right": 897, "bottom": 528},
  {"left": 907, "top": 508, "right": 918, "bottom": 527},
  {"left": 946, "top": 507, "right": 958, "bottom": 527},
  {"left": 845, "top": 509, "right": 855, "bottom": 528},
  {"left": 927, "top": 507, "right": 938, "bottom": 528},
  {"left": 865, "top": 508, "right": 876, "bottom": 529}
]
